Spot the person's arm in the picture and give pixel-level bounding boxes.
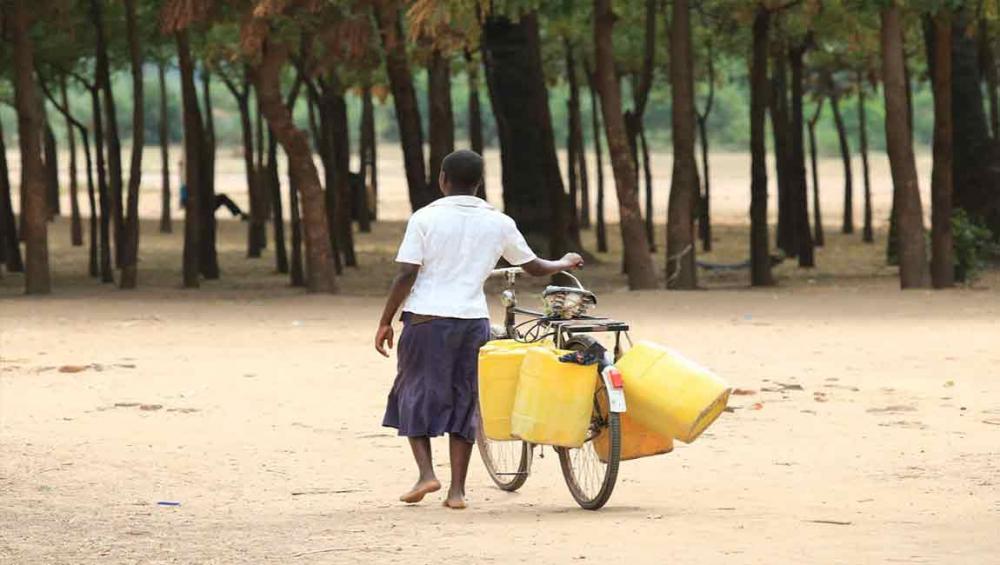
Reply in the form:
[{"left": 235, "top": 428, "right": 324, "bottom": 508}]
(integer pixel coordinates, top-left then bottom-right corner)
[
  {"left": 374, "top": 262, "right": 420, "bottom": 357},
  {"left": 521, "top": 253, "right": 584, "bottom": 277}
]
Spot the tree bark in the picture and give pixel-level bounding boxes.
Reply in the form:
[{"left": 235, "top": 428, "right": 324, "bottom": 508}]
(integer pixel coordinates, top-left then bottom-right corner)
[
  {"left": 593, "top": 0, "right": 657, "bottom": 289},
  {"left": 373, "top": 1, "right": 431, "bottom": 210},
  {"left": 807, "top": 97, "right": 825, "bottom": 247},
  {"left": 465, "top": 51, "right": 485, "bottom": 201},
  {"left": 266, "top": 128, "right": 288, "bottom": 273},
  {"left": 788, "top": 43, "right": 814, "bottom": 267},
  {"left": 176, "top": 31, "right": 203, "bottom": 288},
  {"left": 930, "top": 10, "right": 954, "bottom": 289},
  {"left": 222, "top": 73, "right": 265, "bottom": 257},
  {"left": 857, "top": 72, "right": 874, "bottom": 243},
  {"left": 428, "top": 49, "right": 454, "bottom": 198},
  {"left": 319, "top": 78, "right": 357, "bottom": 268},
  {"left": 158, "top": 62, "right": 172, "bottom": 234},
  {"left": 979, "top": 17, "right": 1000, "bottom": 140},
  {"left": 750, "top": 6, "right": 774, "bottom": 286},
  {"left": 85, "top": 83, "right": 113, "bottom": 283},
  {"left": 90, "top": 0, "right": 123, "bottom": 268},
  {"left": 587, "top": 66, "right": 608, "bottom": 253},
  {"left": 829, "top": 90, "right": 854, "bottom": 235},
  {"left": 770, "top": 49, "right": 794, "bottom": 256},
  {"left": 566, "top": 39, "right": 583, "bottom": 238},
  {"left": 483, "top": 13, "right": 575, "bottom": 256},
  {"left": 880, "top": 4, "right": 929, "bottom": 288},
  {"left": 62, "top": 77, "right": 82, "bottom": 246},
  {"left": 253, "top": 40, "right": 337, "bottom": 293},
  {"left": 666, "top": 0, "right": 699, "bottom": 289},
  {"left": 11, "top": 0, "right": 50, "bottom": 293},
  {"left": 120, "top": 0, "right": 144, "bottom": 289},
  {"left": 200, "top": 68, "right": 219, "bottom": 279},
  {"left": 0, "top": 118, "right": 24, "bottom": 273},
  {"left": 288, "top": 157, "right": 305, "bottom": 287}
]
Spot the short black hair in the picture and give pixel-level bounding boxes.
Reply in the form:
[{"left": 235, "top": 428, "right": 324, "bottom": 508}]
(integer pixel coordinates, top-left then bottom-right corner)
[{"left": 441, "top": 150, "right": 483, "bottom": 194}]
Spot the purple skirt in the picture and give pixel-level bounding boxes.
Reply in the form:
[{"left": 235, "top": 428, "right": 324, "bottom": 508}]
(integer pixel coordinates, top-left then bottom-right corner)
[{"left": 382, "top": 313, "right": 490, "bottom": 442}]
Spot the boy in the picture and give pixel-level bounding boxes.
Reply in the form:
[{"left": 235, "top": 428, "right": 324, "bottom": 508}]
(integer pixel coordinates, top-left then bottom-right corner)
[{"left": 375, "top": 149, "right": 583, "bottom": 510}]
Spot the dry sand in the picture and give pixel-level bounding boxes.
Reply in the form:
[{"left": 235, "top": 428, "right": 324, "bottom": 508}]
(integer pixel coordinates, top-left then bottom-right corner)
[{"left": 2, "top": 147, "right": 999, "bottom": 563}]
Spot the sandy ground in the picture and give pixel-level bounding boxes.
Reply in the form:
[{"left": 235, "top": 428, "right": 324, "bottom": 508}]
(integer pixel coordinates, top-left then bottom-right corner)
[{"left": 1, "top": 145, "right": 999, "bottom": 563}]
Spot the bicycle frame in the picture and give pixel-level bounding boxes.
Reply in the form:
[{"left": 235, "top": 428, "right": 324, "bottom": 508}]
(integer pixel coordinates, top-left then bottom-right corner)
[{"left": 489, "top": 267, "right": 628, "bottom": 414}]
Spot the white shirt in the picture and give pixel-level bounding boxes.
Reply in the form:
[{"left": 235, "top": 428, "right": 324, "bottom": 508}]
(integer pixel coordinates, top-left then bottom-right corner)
[{"left": 395, "top": 195, "right": 537, "bottom": 319}]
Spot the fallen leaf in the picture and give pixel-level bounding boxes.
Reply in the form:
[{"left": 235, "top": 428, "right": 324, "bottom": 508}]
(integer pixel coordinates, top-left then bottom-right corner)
[
  {"left": 750, "top": 402, "right": 764, "bottom": 410},
  {"left": 944, "top": 380, "right": 955, "bottom": 388},
  {"left": 805, "top": 519, "right": 852, "bottom": 526},
  {"left": 732, "top": 388, "right": 757, "bottom": 396},
  {"left": 58, "top": 365, "right": 89, "bottom": 373},
  {"left": 139, "top": 404, "right": 163, "bottom": 411},
  {"left": 984, "top": 419, "right": 1000, "bottom": 426}
]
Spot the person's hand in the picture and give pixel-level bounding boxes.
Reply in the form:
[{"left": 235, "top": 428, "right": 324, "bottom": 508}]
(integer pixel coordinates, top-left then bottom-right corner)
[
  {"left": 561, "top": 252, "right": 584, "bottom": 270},
  {"left": 375, "top": 324, "right": 395, "bottom": 357}
]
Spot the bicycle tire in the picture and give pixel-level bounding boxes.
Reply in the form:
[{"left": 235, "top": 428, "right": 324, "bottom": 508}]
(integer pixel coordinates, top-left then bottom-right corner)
[
  {"left": 556, "top": 335, "right": 621, "bottom": 510},
  {"left": 476, "top": 332, "right": 532, "bottom": 492}
]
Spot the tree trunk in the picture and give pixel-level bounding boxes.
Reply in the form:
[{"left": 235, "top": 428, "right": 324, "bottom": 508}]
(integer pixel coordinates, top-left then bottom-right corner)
[
  {"left": 566, "top": 39, "right": 583, "bottom": 239},
  {"left": 666, "top": 0, "right": 699, "bottom": 289},
  {"left": 230, "top": 86, "right": 265, "bottom": 257},
  {"left": 0, "top": 118, "right": 24, "bottom": 273},
  {"left": 200, "top": 68, "right": 219, "bottom": 279},
  {"left": 696, "top": 43, "right": 715, "bottom": 253},
  {"left": 770, "top": 49, "right": 795, "bottom": 256},
  {"left": 930, "top": 10, "right": 954, "bottom": 289},
  {"left": 483, "top": 13, "right": 575, "bottom": 256},
  {"left": 788, "top": 44, "right": 814, "bottom": 267},
  {"left": 750, "top": 6, "right": 774, "bottom": 286},
  {"left": 86, "top": 84, "right": 113, "bottom": 282},
  {"left": 465, "top": 51, "right": 485, "bottom": 201},
  {"left": 587, "top": 67, "right": 608, "bottom": 253},
  {"left": 62, "top": 77, "right": 82, "bottom": 246},
  {"left": 253, "top": 41, "right": 337, "bottom": 293},
  {"left": 119, "top": 0, "right": 143, "bottom": 289},
  {"left": 593, "top": 0, "right": 657, "bottom": 289},
  {"left": 176, "top": 31, "right": 203, "bottom": 288},
  {"left": 808, "top": 98, "right": 825, "bottom": 247},
  {"left": 361, "top": 85, "right": 378, "bottom": 220},
  {"left": 829, "top": 91, "right": 854, "bottom": 234},
  {"left": 43, "top": 121, "right": 59, "bottom": 219},
  {"left": 321, "top": 79, "right": 357, "bottom": 268},
  {"left": 11, "top": 0, "right": 50, "bottom": 293},
  {"left": 857, "top": 72, "right": 874, "bottom": 243},
  {"left": 880, "top": 4, "right": 929, "bottom": 289},
  {"left": 91, "top": 0, "right": 123, "bottom": 268},
  {"left": 158, "top": 61, "right": 172, "bottom": 234},
  {"left": 373, "top": 1, "right": 431, "bottom": 210},
  {"left": 428, "top": 49, "right": 454, "bottom": 198},
  {"left": 266, "top": 128, "right": 288, "bottom": 273}
]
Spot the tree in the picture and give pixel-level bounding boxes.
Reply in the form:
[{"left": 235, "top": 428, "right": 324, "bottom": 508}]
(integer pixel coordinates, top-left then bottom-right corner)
[
  {"left": 593, "top": 0, "right": 657, "bottom": 289},
  {"left": 667, "top": 0, "right": 699, "bottom": 289},
  {"left": 827, "top": 72, "right": 854, "bottom": 235},
  {"left": 695, "top": 38, "right": 716, "bottom": 252},
  {"left": 174, "top": 29, "right": 204, "bottom": 288},
  {"left": 788, "top": 39, "right": 814, "bottom": 267},
  {"left": 120, "top": 0, "right": 144, "bottom": 289},
  {"left": 807, "top": 96, "right": 825, "bottom": 246},
  {"left": 90, "top": 0, "right": 124, "bottom": 268},
  {"left": 0, "top": 119, "right": 25, "bottom": 273},
  {"left": 880, "top": 2, "right": 929, "bottom": 288},
  {"left": 11, "top": 0, "right": 51, "bottom": 294},
  {"left": 586, "top": 63, "right": 608, "bottom": 253},
  {"left": 749, "top": 4, "right": 774, "bottom": 286},
  {"left": 158, "top": 61, "right": 172, "bottom": 234},
  {"left": 427, "top": 48, "right": 454, "bottom": 196},
  {"left": 61, "top": 77, "right": 83, "bottom": 246},
  {"left": 857, "top": 70, "right": 874, "bottom": 243},
  {"left": 929, "top": 8, "right": 953, "bottom": 288}
]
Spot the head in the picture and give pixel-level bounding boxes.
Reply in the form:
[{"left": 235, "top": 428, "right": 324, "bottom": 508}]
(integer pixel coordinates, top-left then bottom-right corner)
[{"left": 438, "top": 150, "right": 484, "bottom": 196}]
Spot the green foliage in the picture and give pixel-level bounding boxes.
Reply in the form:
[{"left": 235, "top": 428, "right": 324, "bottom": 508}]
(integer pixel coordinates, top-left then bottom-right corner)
[{"left": 952, "top": 209, "right": 997, "bottom": 284}]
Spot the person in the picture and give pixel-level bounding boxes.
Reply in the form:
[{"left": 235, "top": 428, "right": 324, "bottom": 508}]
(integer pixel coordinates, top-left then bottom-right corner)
[
  {"left": 178, "top": 157, "right": 248, "bottom": 221},
  {"left": 374, "top": 149, "right": 584, "bottom": 510}
]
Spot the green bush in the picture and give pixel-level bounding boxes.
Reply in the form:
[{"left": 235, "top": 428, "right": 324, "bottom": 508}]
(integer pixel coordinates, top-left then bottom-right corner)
[{"left": 952, "top": 209, "right": 996, "bottom": 283}]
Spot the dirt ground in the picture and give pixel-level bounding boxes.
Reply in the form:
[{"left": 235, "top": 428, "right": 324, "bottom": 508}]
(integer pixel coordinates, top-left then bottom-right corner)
[{"left": 2, "top": 148, "right": 999, "bottom": 563}]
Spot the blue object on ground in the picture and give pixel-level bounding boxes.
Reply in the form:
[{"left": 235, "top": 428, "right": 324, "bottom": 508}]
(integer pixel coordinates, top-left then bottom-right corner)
[{"left": 157, "top": 501, "right": 181, "bottom": 506}]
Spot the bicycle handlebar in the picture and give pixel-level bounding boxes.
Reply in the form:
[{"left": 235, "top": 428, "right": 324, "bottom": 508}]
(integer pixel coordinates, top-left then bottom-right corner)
[{"left": 489, "top": 267, "right": 525, "bottom": 278}]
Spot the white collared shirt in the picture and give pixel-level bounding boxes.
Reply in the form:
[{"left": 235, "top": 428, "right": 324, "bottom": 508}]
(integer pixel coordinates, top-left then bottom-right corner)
[{"left": 395, "top": 195, "right": 537, "bottom": 319}]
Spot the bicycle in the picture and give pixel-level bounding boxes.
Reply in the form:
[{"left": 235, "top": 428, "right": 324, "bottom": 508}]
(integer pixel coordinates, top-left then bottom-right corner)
[{"left": 476, "top": 267, "right": 632, "bottom": 510}]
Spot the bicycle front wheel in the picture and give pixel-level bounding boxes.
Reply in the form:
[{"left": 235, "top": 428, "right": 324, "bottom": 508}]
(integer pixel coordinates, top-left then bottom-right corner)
[{"left": 556, "top": 335, "right": 621, "bottom": 510}]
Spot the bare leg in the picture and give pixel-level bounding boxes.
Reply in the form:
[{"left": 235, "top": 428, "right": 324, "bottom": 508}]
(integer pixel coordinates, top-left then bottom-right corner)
[
  {"left": 399, "top": 436, "right": 440, "bottom": 503},
  {"left": 444, "top": 434, "right": 473, "bottom": 509}
]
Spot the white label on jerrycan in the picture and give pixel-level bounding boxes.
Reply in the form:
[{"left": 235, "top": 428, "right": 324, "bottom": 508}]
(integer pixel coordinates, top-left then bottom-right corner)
[{"left": 601, "top": 357, "right": 627, "bottom": 413}]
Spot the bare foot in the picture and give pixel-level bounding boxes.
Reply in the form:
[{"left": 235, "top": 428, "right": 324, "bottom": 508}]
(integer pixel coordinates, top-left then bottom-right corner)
[
  {"left": 442, "top": 493, "right": 467, "bottom": 510},
  {"left": 399, "top": 479, "right": 441, "bottom": 504}
]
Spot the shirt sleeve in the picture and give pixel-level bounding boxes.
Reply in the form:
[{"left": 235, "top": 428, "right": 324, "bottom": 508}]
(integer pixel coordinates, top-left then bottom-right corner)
[
  {"left": 501, "top": 220, "right": 537, "bottom": 266},
  {"left": 395, "top": 216, "right": 424, "bottom": 265}
]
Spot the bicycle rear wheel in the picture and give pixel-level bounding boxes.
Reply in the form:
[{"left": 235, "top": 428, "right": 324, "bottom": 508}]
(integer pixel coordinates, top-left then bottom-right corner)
[
  {"left": 556, "top": 335, "right": 621, "bottom": 510},
  {"left": 476, "top": 417, "right": 532, "bottom": 491}
]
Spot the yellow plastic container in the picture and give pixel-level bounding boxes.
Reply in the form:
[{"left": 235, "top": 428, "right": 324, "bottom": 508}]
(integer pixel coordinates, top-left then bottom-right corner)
[
  {"left": 616, "top": 341, "right": 730, "bottom": 443},
  {"left": 477, "top": 340, "right": 537, "bottom": 440},
  {"left": 594, "top": 412, "right": 674, "bottom": 463},
  {"left": 509, "top": 347, "right": 597, "bottom": 448}
]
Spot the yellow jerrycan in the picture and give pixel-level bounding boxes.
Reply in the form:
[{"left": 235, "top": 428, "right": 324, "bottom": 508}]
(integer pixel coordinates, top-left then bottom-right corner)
[
  {"left": 477, "top": 340, "right": 538, "bottom": 441},
  {"left": 594, "top": 411, "right": 674, "bottom": 463},
  {"left": 510, "top": 347, "right": 597, "bottom": 448},
  {"left": 616, "top": 341, "right": 730, "bottom": 443}
]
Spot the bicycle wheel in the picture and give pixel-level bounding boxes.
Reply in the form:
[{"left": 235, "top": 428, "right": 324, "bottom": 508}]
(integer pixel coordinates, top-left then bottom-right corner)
[
  {"left": 556, "top": 335, "right": 621, "bottom": 510},
  {"left": 476, "top": 416, "right": 532, "bottom": 491}
]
